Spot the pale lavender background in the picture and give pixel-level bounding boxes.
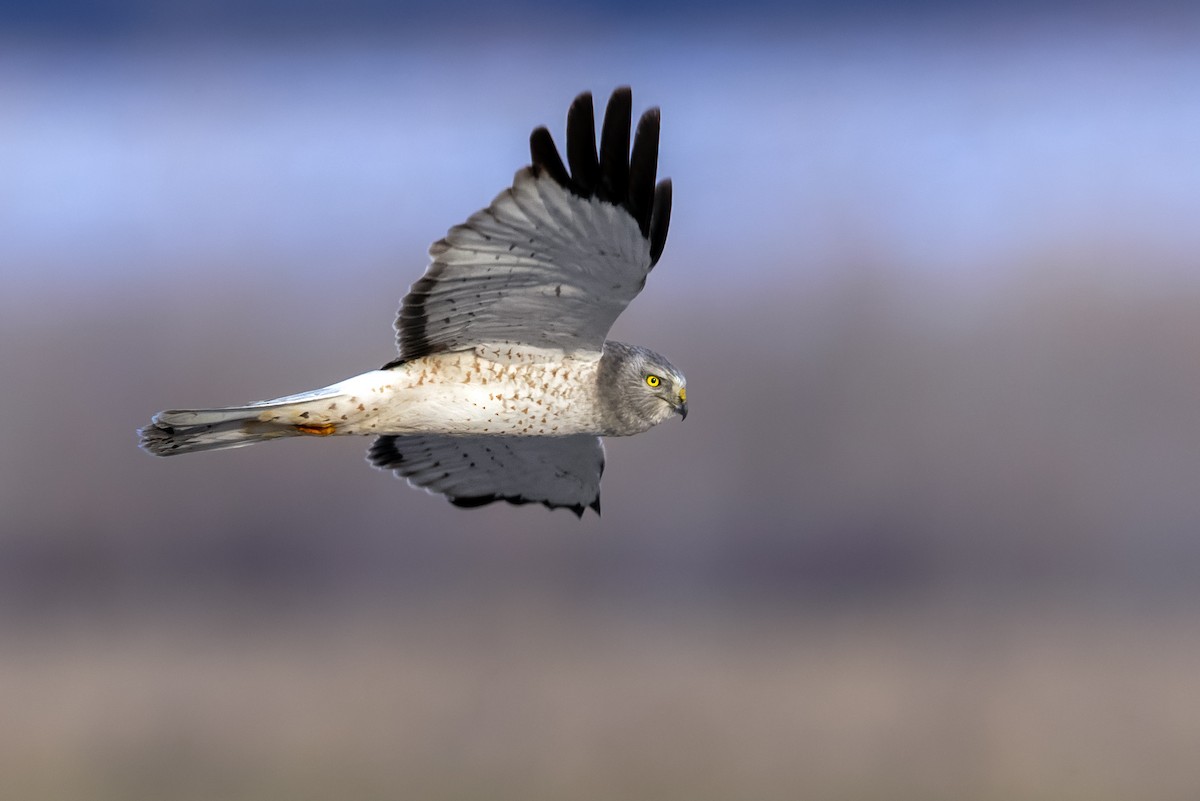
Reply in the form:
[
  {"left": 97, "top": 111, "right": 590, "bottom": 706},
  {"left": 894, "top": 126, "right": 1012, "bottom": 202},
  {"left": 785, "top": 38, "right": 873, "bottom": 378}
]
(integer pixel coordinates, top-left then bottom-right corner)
[{"left": 2, "top": 4, "right": 1199, "bottom": 798}]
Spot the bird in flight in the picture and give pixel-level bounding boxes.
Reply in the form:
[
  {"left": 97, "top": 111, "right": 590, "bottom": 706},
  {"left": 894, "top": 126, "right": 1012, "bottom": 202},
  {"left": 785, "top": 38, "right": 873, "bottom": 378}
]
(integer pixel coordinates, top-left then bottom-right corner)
[{"left": 140, "top": 87, "right": 686, "bottom": 516}]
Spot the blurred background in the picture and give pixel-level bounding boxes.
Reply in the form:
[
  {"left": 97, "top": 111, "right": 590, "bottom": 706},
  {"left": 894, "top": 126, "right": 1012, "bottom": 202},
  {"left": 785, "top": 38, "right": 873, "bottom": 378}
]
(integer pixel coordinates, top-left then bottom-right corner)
[{"left": 3, "top": 1, "right": 1200, "bottom": 798}]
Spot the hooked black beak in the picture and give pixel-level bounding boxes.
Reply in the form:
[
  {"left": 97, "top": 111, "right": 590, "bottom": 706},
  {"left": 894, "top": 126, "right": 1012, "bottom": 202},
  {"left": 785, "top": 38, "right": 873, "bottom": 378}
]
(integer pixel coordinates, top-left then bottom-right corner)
[{"left": 676, "top": 388, "right": 688, "bottom": 420}]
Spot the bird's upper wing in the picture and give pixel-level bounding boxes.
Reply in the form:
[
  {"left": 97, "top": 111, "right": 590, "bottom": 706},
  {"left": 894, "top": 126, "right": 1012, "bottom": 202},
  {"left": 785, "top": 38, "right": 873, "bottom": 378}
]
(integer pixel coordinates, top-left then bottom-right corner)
[
  {"left": 395, "top": 87, "right": 672, "bottom": 361},
  {"left": 368, "top": 434, "right": 604, "bottom": 517}
]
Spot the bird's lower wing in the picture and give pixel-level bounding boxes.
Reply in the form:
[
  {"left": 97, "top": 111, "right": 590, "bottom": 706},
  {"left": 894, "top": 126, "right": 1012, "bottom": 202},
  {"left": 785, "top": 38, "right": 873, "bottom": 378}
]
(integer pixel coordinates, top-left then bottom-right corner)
[{"left": 368, "top": 434, "right": 604, "bottom": 517}]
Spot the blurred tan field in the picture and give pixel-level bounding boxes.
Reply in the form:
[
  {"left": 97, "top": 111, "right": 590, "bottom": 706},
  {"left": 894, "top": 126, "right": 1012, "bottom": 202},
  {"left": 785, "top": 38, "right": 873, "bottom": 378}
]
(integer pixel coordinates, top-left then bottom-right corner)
[
  {"left": 4, "top": 599, "right": 1200, "bottom": 801},
  {"left": 3, "top": 6, "right": 1200, "bottom": 799}
]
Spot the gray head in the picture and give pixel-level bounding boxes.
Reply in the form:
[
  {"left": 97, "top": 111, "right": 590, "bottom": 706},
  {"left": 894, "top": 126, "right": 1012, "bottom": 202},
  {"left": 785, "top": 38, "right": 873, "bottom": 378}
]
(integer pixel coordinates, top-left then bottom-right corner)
[{"left": 596, "top": 340, "right": 688, "bottom": 436}]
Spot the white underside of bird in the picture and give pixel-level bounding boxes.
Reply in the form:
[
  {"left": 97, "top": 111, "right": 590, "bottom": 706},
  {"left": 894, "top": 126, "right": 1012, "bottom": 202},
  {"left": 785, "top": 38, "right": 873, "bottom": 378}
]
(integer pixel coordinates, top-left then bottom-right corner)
[{"left": 143, "top": 345, "right": 618, "bottom": 456}]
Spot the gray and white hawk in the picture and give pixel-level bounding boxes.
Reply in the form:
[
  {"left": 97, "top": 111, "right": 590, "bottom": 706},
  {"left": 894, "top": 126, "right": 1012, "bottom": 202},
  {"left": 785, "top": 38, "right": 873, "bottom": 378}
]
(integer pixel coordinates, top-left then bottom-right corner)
[{"left": 140, "top": 87, "right": 687, "bottom": 516}]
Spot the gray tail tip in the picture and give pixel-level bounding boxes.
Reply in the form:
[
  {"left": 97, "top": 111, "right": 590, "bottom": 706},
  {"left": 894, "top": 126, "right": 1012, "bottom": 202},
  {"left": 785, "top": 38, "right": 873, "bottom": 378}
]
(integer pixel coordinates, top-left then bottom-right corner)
[{"left": 138, "top": 421, "right": 178, "bottom": 456}]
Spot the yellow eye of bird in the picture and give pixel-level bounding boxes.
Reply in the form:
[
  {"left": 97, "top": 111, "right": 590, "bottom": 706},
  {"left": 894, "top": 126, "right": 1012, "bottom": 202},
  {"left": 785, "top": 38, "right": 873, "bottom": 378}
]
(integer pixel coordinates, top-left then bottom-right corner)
[{"left": 645, "top": 375, "right": 661, "bottom": 388}]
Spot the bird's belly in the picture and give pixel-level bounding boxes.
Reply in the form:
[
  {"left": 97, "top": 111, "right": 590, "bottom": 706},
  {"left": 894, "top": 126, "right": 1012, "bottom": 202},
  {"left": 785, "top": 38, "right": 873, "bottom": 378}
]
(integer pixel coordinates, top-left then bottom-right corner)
[{"left": 353, "top": 351, "right": 602, "bottom": 437}]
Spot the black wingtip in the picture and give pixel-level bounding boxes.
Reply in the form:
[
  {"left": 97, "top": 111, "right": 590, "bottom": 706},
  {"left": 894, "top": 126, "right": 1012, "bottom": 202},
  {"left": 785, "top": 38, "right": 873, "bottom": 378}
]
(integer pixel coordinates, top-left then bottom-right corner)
[
  {"left": 628, "top": 107, "right": 660, "bottom": 237},
  {"left": 527, "top": 87, "right": 672, "bottom": 264},
  {"left": 649, "top": 178, "right": 672, "bottom": 266},
  {"left": 566, "top": 91, "right": 599, "bottom": 196},
  {"left": 597, "top": 87, "right": 632, "bottom": 205},
  {"left": 530, "top": 126, "right": 571, "bottom": 187}
]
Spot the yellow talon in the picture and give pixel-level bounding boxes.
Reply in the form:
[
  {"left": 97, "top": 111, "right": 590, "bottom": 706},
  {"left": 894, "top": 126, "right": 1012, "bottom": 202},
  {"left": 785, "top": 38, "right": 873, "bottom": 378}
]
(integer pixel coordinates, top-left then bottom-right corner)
[{"left": 295, "top": 422, "right": 336, "bottom": 436}]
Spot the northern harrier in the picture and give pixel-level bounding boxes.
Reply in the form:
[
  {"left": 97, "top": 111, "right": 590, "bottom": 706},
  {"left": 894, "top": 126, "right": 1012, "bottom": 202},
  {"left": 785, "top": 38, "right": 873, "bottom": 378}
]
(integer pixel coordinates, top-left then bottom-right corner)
[{"left": 140, "top": 87, "right": 686, "bottom": 516}]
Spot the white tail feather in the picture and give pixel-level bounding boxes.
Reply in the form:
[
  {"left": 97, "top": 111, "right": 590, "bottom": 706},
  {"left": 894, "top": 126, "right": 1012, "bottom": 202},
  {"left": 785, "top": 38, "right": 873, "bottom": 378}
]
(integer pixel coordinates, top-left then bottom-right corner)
[{"left": 140, "top": 385, "right": 352, "bottom": 456}]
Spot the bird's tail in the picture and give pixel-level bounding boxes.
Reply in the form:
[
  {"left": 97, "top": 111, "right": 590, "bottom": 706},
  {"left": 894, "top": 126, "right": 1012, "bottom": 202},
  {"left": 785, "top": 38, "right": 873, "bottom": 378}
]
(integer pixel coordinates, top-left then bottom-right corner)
[{"left": 139, "top": 384, "right": 353, "bottom": 457}]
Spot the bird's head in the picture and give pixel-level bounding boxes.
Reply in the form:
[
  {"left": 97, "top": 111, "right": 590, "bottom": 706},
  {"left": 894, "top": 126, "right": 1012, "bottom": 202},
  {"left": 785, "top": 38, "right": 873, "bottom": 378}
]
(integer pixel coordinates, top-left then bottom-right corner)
[{"left": 598, "top": 341, "right": 688, "bottom": 435}]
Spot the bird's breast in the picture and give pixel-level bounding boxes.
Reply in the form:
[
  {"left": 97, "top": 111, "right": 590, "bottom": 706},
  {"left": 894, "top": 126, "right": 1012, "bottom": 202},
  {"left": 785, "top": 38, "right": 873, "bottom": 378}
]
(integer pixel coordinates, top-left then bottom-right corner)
[{"left": 362, "top": 348, "right": 604, "bottom": 436}]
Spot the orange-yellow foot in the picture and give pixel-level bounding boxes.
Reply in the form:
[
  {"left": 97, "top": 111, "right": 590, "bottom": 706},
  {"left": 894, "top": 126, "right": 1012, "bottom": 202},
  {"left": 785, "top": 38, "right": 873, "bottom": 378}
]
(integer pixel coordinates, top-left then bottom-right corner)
[{"left": 295, "top": 422, "right": 337, "bottom": 436}]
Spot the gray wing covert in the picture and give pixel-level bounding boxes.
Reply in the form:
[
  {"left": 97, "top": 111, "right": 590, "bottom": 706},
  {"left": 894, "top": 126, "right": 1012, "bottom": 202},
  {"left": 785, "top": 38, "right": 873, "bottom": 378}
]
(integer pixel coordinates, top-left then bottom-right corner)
[
  {"left": 396, "top": 87, "right": 672, "bottom": 361},
  {"left": 368, "top": 434, "right": 604, "bottom": 517}
]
